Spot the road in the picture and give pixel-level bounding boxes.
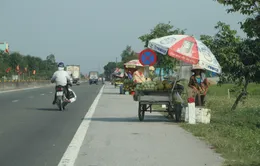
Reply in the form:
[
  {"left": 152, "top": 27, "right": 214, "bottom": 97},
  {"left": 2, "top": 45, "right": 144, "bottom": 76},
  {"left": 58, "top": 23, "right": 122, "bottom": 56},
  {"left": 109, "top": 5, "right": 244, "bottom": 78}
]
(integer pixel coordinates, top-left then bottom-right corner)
[{"left": 0, "top": 83, "right": 102, "bottom": 166}]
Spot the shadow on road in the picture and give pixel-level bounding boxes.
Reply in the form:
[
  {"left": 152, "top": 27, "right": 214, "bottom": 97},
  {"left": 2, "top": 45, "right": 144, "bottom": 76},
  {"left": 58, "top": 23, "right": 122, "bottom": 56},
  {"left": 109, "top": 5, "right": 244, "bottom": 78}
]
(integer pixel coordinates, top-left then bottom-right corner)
[
  {"left": 36, "top": 108, "right": 59, "bottom": 111},
  {"left": 102, "top": 92, "right": 121, "bottom": 95},
  {"left": 82, "top": 115, "right": 174, "bottom": 123}
]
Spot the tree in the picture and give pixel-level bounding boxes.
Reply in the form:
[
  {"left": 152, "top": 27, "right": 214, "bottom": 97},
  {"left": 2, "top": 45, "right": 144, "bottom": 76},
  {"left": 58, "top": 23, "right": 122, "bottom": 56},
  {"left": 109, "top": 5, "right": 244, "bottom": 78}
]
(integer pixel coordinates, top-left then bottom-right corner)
[
  {"left": 215, "top": 0, "right": 260, "bottom": 38},
  {"left": 0, "top": 51, "right": 10, "bottom": 76},
  {"left": 103, "top": 62, "right": 116, "bottom": 80},
  {"left": 9, "top": 52, "right": 23, "bottom": 73},
  {"left": 120, "top": 45, "right": 138, "bottom": 63},
  {"left": 200, "top": 21, "right": 260, "bottom": 111},
  {"left": 139, "top": 22, "right": 186, "bottom": 76},
  {"left": 46, "top": 54, "right": 56, "bottom": 64},
  {"left": 0, "top": 51, "right": 58, "bottom": 80}
]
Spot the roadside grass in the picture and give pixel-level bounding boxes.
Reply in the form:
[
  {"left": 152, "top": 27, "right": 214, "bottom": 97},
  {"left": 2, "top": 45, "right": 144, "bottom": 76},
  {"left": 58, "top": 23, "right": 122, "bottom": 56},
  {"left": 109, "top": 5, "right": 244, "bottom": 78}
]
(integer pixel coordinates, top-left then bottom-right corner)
[{"left": 181, "top": 83, "right": 260, "bottom": 166}]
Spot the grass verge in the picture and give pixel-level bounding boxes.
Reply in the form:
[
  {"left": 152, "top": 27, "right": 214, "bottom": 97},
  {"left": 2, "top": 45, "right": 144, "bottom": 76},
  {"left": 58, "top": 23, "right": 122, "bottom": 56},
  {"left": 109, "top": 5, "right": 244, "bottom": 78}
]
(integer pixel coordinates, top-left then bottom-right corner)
[{"left": 181, "top": 84, "right": 260, "bottom": 166}]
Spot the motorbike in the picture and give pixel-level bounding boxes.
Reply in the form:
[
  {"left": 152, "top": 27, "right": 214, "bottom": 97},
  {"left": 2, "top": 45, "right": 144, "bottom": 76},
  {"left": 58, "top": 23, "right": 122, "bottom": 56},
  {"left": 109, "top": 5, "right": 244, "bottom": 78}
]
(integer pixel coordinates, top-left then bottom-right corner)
[{"left": 55, "top": 84, "right": 73, "bottom": 111}]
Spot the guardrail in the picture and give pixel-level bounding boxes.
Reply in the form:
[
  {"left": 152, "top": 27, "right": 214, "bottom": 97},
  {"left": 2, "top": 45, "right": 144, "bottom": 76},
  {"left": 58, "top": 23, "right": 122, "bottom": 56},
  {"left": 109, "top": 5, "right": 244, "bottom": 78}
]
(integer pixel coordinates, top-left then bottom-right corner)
[{"left": 0, "top": 80, "right": 52, "bottom": 91}]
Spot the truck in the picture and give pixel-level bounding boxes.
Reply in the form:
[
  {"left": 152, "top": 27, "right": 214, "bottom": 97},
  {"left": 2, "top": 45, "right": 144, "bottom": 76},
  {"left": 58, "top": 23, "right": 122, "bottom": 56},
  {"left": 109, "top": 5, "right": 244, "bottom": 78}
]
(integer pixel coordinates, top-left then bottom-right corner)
[
  {"left": 66, "top": 65, "right": 80, "bottom": 85},
  {"left": 89, "top": 71, "right": 99, "bottom": 85}
]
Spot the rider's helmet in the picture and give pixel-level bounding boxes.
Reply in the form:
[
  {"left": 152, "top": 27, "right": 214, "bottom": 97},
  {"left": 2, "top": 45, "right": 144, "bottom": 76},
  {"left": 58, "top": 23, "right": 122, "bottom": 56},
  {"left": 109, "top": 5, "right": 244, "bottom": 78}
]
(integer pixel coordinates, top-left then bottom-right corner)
[{"left": 57, "top": 62, "right": 65, "bottom": 68}]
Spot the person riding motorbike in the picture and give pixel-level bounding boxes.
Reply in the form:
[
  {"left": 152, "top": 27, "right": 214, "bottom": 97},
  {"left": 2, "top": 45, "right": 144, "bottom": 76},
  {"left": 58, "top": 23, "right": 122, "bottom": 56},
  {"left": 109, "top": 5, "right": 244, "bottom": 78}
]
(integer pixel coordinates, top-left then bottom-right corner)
[{"left": 51, "top": 62, "right": 72, "bottom": 105}]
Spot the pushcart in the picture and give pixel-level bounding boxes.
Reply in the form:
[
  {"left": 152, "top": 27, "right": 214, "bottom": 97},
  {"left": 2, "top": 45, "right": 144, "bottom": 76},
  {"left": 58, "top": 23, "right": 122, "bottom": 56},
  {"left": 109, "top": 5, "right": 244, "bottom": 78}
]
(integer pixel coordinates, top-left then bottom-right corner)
[{"left": 134, "top": 78, "right": 185, "bottom": 122}]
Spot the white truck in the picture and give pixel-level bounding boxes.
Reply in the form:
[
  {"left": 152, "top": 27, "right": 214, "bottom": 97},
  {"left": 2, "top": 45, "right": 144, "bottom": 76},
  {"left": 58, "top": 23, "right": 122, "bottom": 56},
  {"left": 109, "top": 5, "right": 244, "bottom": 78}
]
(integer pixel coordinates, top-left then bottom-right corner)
[
  {"left": 66, "top": 65, "right": 80, "bottom": 85},
  {"left": 89, "top": 71, "right": 99, "bottom": 85}
]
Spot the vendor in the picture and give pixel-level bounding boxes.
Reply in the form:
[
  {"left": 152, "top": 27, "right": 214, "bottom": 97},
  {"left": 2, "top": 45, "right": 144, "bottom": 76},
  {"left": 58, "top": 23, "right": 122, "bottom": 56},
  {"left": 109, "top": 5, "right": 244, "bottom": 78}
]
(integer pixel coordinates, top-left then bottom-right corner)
[
  {"left": 188, "top": 65, "right": 209, "bottom": 106},
  {"left": 133, "top": 68, "right": 146, "bottom": 83},
  {"left": 127, "top": 71, "right": 133, "bottom": 80},
  {"left": 146, "top": 66, "right": 155, "bottom": 81}
]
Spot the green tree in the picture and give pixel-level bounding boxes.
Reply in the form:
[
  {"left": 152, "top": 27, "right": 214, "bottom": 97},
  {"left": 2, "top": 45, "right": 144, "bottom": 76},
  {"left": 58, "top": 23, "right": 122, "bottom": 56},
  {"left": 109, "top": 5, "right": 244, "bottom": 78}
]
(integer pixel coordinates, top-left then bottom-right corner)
[
  {"left": 0, "top": 51, "right": 10, "bottom": 76},
  {"left": 139, "top": 22, "right": 186, "bottom": 77},
  {"left": 120, "top": 45, "right": 138, "bottom": 63},
  {"left": 103, "top": 62, "right": 116, "bottom": 80},
  {"left": 0, "top": 51, "right": 58, "bottom": 80},
  {"left": 9, "top": 52, "right": 23, "bottom": 73},
  {"left": 46, "top": 54, "right": 56, "bottom": 64},
  {"left": 215, "top": 0, "right": 260, "bottom": 38},
  {"left": 200, "top": 21, "right": 260, "bottom": 111}
]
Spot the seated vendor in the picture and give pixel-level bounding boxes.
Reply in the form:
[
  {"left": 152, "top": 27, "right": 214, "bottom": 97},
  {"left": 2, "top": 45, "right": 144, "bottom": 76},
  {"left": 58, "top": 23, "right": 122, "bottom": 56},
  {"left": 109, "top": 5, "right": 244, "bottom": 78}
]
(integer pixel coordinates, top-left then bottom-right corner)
[
  {"left": 133, "top": 68, "right": 146, "bottom": 83},
  {"left": 188, "top": 65, "right": 209, "bottom": 106},
  {"left": 146, "top": 66, "right": 155, "bottom": 81}
]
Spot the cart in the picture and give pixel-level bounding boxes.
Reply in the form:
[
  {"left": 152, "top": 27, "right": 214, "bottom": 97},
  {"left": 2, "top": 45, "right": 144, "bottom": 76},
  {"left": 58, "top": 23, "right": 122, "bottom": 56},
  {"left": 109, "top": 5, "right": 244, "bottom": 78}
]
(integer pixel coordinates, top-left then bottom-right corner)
[{"left": 135, "top": 79, "right": 185, "bottom": 122}]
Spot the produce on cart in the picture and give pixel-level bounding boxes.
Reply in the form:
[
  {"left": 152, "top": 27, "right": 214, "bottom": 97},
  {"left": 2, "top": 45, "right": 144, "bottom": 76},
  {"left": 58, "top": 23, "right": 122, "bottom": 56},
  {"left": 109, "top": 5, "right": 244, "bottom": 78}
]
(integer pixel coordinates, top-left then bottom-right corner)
[
  {"left": 134, "top": 76, "right": 185, "bottom": 122},
  {"left": 112, "top": 68, "right": 124, "bottom": 87},
  {"left": 123, "top": 79, "right": 135, "bottom": 93}
]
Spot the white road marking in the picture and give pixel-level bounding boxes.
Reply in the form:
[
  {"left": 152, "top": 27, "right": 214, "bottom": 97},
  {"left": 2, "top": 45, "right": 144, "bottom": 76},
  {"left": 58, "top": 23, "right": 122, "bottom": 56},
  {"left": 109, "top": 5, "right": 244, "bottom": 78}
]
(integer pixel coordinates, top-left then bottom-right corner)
[
  {"left": 41, "top": 94, "right": 45, "bottom": 95},
  {"left": 57, "top": 85, "right": 104, "bottom": 166},
  {"left": 12, "top": 100, "right": 19, "bottom": 102},
  {"left": 0, "top": 84, "right": 53, "bottom": 94},
  {"left": 28, "top": 96, "right": 34, "bottom": 99},
  {"left": 49, "top": 92, "right": 53, "bottom": 94}
]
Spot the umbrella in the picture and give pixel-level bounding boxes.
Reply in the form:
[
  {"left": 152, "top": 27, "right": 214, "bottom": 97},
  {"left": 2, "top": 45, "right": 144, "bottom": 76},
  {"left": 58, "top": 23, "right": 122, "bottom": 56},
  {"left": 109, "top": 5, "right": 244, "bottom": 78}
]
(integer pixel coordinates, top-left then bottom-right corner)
[
  {"left": 124, "top": 59, "right": 143, "bottom": 68},
  {"left": 113, "top": 68, "right": 124, "bottom": 78},
  {"left": 148, "top": 35, "right": 221, "bottom": 74}
]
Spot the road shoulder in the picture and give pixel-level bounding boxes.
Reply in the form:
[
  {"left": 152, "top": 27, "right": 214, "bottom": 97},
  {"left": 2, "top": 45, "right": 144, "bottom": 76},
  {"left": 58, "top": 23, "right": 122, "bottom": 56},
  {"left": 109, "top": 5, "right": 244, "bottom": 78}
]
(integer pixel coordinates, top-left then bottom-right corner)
[{"left": 75, "top": 84, "right": 224, "bottom": 166}]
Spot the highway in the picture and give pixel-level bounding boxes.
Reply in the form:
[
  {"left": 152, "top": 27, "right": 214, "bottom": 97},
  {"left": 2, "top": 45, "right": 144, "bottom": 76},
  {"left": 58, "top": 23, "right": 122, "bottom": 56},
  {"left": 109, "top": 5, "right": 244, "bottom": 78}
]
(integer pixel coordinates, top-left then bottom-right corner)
[{"left": 0, "top": 83, "right": 102, "bottom": 166}]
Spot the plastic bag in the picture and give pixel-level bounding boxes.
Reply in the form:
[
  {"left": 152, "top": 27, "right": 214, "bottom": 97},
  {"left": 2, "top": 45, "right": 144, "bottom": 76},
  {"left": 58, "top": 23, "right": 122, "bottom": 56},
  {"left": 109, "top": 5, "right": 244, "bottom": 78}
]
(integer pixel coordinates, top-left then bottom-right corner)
[
  {"left": 68, "top": 88, "right": 77, "bottom": 103},
  {"left": 173, "top": 92, "right": 184, "bottom": 104}
]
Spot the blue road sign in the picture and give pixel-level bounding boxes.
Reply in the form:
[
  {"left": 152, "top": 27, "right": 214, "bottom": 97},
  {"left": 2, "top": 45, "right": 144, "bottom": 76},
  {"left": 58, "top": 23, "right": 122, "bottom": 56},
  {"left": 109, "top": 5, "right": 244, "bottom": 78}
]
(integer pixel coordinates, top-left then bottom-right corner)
[{"left": 139, "top": 48, "right": 157, "bottom": 66}]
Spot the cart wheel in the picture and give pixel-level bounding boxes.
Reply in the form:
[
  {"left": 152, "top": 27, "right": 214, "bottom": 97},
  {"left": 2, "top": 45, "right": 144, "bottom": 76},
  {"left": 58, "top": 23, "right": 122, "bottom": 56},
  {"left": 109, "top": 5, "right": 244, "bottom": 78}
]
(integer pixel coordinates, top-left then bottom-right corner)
[
  {"left": 174, "top": 103, "right": 182, "bottom": 122},
  {"left": 138, "top": 103, "right": 145, "bottom": 121}
]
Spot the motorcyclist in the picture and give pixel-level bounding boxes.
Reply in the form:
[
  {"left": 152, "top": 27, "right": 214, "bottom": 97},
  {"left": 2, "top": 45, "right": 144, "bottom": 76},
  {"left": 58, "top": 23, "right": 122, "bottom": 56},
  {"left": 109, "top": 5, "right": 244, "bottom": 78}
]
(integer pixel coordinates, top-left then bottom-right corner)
[{"left": 51, "top": 62, "right": 72, "bottom": 105}]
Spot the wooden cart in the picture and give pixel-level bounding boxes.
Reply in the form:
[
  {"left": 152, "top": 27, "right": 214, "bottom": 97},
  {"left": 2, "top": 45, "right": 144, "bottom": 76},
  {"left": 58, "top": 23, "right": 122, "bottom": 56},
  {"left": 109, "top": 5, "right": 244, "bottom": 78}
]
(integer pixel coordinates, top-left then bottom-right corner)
[{"left": 134, "top": 79, "right": 184, "bottom": 122}]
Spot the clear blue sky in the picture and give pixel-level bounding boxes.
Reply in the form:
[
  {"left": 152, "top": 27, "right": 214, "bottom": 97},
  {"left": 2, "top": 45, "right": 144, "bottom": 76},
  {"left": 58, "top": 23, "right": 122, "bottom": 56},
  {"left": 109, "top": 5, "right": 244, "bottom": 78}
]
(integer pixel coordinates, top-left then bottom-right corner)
[{"left": 0, "top": 0, "right": 245, "bottom": 73}]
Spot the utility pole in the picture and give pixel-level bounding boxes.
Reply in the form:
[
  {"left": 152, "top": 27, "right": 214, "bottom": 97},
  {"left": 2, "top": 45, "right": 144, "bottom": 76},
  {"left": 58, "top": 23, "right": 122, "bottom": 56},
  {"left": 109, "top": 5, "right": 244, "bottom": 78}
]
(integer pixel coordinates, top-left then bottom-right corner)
[{"left": 116, "top": 57, "right": 117, "bottom": 67}]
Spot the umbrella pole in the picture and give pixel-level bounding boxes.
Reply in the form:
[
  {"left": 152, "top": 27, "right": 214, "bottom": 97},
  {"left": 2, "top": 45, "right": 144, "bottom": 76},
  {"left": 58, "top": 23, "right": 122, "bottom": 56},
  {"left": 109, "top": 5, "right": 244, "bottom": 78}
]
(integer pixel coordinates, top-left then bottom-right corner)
[
  {"left": 172, "top": 60, "right": 183, "bottom": 93},
  {"left": 178, "top": 61, "right": 183, "bottom": 79}
]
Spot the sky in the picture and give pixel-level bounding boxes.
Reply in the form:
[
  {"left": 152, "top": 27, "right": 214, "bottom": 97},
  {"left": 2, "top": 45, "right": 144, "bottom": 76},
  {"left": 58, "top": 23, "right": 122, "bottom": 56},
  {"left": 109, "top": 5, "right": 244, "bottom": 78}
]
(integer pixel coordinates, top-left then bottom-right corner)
[{"left": 0, "top": 0, "right": 246, "bottom": 74}]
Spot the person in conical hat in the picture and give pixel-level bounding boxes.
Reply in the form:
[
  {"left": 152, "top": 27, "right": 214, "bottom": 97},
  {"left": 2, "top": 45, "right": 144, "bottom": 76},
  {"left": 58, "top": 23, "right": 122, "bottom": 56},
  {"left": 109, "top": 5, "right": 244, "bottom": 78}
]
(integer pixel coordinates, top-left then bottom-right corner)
[
  {"left": 146, "top": 66, "right": 155, "bottom": 81},
  {"left": 188, "top": 65, "right": 209, "bottom": 106},
  {"left": 149, "top": 66, "right": 155, "bottom": 71}
]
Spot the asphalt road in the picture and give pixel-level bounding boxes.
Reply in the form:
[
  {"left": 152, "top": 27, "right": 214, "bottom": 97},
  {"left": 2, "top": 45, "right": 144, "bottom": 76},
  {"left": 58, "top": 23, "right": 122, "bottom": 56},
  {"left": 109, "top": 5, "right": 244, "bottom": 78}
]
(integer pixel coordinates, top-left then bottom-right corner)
[{"left": 0, "top": 82, "right": 102, "bottom": 166}]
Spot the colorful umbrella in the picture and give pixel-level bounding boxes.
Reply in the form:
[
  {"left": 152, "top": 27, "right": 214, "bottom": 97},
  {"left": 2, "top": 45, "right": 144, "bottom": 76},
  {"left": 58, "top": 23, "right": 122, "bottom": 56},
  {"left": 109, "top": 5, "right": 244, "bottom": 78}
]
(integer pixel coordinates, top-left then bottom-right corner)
[
  {"left": 124, "top": 59, "right": 143, "bottom": 68},
  {"left": 113, "top": 68, "right": 124, "bottom": 77},
  {"left": 148, "top": 35, "right": 221, "bottom": 74}
]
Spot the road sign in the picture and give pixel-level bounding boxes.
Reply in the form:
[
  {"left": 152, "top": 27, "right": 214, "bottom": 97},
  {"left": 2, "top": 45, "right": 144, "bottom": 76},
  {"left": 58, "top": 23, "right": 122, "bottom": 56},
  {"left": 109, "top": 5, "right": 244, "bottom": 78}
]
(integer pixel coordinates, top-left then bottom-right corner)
[{"left": 139, "top": 48, "right": 157, "bottom": 66}]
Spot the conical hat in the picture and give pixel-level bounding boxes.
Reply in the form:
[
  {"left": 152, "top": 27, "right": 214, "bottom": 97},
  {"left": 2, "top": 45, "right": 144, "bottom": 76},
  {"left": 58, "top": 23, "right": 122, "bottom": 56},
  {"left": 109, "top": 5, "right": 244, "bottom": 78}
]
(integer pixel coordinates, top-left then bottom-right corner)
[
  {"left": 149, "top": 66, "right": 155, "bottom": 71},
  {"left": 191, "top": 64, "right": 205, "bottom": 72}
]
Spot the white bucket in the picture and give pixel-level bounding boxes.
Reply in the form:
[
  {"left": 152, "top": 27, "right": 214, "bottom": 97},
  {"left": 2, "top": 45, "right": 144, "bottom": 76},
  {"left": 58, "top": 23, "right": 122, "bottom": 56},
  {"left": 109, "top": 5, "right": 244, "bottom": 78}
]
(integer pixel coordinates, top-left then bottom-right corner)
[{"left": 195, "top": 107, "right": 211, "bottom": 124}]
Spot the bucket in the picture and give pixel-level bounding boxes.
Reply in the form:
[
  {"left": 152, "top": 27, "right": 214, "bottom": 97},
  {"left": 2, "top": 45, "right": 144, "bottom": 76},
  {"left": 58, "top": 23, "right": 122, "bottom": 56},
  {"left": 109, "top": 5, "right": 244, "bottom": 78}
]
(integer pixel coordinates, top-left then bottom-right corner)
[{"left": 195, "top": 107, "right": 211, "bottom": 124}]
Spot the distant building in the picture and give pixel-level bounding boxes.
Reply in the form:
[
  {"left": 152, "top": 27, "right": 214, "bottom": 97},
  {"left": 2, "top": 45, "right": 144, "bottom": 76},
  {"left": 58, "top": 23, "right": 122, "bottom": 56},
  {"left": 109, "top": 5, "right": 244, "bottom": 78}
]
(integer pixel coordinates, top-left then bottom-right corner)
[{"left": 0, "top": 42, "right": 9, "bottom": 53}]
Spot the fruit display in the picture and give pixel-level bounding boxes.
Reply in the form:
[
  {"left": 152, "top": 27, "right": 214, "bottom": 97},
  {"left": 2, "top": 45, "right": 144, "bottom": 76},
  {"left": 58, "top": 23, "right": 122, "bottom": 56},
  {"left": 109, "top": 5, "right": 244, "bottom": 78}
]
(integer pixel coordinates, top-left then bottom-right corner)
[
  {"left": 123, "top": 79, "right": 135, "bottom": 92},
  {"left": 135, "top": 80, "right": 173, "bottom": 91},
  {"left": 114, "top": 78, "right": 123, "bottom": 85}
]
